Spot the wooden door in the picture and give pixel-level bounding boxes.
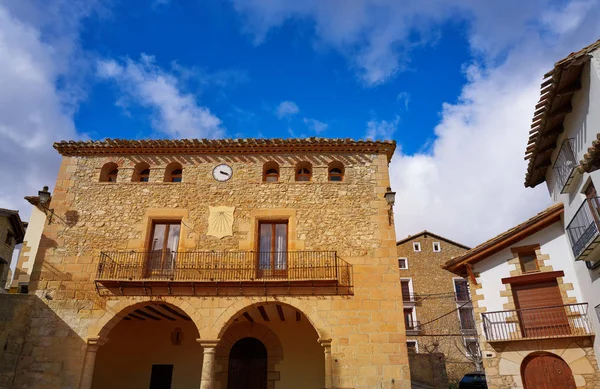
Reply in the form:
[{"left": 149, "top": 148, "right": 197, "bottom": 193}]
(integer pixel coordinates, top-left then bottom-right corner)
[
  {"left": 258, "top": 222, "right": 288, "bottom": 278},
  {"left": 522, "top": 354, "right": 575, "bottom": 389},
  {"left": 513, "top": 281, "right": 570, "bottom": 338},
  {"left": 227, "top": 338, "right": 267, "bottom": 389},
  {"left": 149, "top": 364, "right": 173, "bottom": 389},
  {"left": 146, "top": 222, "right": 181, "bottom": 278}
]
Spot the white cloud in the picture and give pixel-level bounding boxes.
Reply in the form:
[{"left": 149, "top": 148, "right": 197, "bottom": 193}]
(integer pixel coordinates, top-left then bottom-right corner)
[
  {"left": 303, "top": 118, "right": 328, "bottom": 134},
  {"left": 397, "top": 92, "right": 410, "bottom": 110},
  {"left": 233, "top": 0, "right": 600, "bottom": 246},
  {"left": 365, "top": 116, "right": 399, "bottom": 140},
  {"left": 0, "top": 0, "right": 101, "bottom": 219},
  {"left": 97, "top": 54, "right": 225, "bottom": 139},
  {"left": 275, "top": 100, "right": 300, "bottom": 118}
]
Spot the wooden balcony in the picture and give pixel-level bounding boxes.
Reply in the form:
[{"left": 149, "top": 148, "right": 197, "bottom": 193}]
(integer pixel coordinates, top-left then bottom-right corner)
[
  {"left": 95, "top": 250, "right": 353, "bottom": 296},
  {"left": 481, "top": 303, "right": 593, "bottom": 342}
]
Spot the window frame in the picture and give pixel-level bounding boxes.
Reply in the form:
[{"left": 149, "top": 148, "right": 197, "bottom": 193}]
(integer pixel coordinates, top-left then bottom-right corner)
[
  {"left": 139, "top": 169, "right": 150, "bottom": 182},
  {"left": 146, "top": 220, "right": 182, "bottom": 278},
  {"left": 464, "top": 338, "right": 479, "bottom": 358},
  {"left": 511, "top": 244, "right": 541, "bottom": 274},
  {"left": 453, "top": 278, "right": 470, "bottom": 302},
  {"left": 264, "top": 168, "right": 279, "bottom": 182},
  {"left": 328, "top": 161, "right": 345, "bottom": 182},
  {"left": 257, "top": 220, "right": 289, "bottom": 277},
  {"left": 398, "top": 257, "right": 408, "bottom": 270},
  {"left": 295, "top": 162, "right": 312, "bottom": 182},
  {"left": 413, "top": 242, "right": 421, "bottom": 252},
  {"left": 458, "top": 306, "right": 476, "bottom": 331},
  {"left": 406, "top": 340, "right": 418, "bottom": 353},
  {"left": 432, "top": 242, "right": 441, "bottom": 252},
  {"left": 170, "top": 169, "right": 183, "bottom": 182},
  {"left": 108, "top": 169, "right": 118, "bottom": 182}
]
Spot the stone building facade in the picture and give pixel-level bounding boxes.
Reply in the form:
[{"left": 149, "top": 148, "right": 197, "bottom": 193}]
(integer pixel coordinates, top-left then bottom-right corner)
[
  {"left": 0, "top": 209, "right": 25, "bottom": 292},
  {"left": 444, "top": 204, "right": 600, "bottom": 389},
  {"left": 1, "top": 138, "right": 411, "bottom": 389},
  {"left": 396, "top": 231, "right": 477, "bottom": 385}
]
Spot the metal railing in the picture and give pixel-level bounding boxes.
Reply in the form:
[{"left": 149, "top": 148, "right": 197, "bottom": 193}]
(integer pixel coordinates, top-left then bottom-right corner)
[
  {"left": 566, "top": 199, "right": 600, "bottom": 259},
  {"left": 460, "top": 316, "right": 478, "bottom": 335},
  {"left": 405, "top": 320, "right": 422, "bottom": 333},
  {"left": 96, "top": 250, "right": 352, "bottom": 286},
  {"left": 553, "top": 139, "right": 578, "bottom": 193},
  {"left": 482, "top": 303, "right": 593, "bottom": 341}
]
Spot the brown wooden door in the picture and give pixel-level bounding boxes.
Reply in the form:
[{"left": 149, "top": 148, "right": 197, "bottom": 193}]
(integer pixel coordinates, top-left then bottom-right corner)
[
  {"left": 227, "top": 338, "right": 267, "bottom": 389},
  {"left": 513, "top": 281, "right": 570, "bottom": 337},
  {"left": 258, "top": 222, "right": 288, "bottom": 278},
  {"left": 522, "top": 354, "right": 575, "bottom": 389}
]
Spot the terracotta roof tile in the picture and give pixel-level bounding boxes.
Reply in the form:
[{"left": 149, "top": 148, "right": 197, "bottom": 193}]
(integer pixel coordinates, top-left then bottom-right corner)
[
  {"left": 443, "top": 203, "right": 563, "bottom": 272},
  {"left": 53, "top": 137, "right": 397, "bottom": 161}
]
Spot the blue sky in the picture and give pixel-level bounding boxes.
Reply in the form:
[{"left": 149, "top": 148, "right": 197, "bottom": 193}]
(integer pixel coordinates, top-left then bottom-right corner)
[{"left": 1, "top": 0, "right": 600, "bottom": 247}]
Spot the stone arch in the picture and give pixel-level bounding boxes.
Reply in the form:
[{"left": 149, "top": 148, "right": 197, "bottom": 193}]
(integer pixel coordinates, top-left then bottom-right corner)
[
  {"left": 216, "top": 322, "right": 284, "bottom": 389},
  {"left": 132, "top": 162, "right": 150, "bottom": 182},
  {"left": 87, "top": 297, "right": 205, "bottom": 341},
  {"left": 210, "top": 299, "right": 330, "bottom": 340},
  {"left": 521, "top": 351, "right": 575, "bottom": 389},
  {"left": 99, "top": 162, "right": 119, "bottom": 182}
]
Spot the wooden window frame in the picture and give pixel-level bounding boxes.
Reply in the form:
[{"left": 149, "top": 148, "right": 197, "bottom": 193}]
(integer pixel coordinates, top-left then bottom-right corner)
[
  {"left": 257, "top": 220, "right": 289, "bottom": 278},
  {"left": 146, "top": 220, "right": 182, "bottom": 278},
  {"left": 511, "top": 244, "right": 541, "bottom": 274},
  {"left": 170, "top": 169, "right": 182, "bottom": 182},
  {"left": 264, "top": 168, "right": 279, "bottom": 182},
  {"left": 139, "top": 169, "right": 150, "bottom": 182},
  {"left": 295, "top": 168, "right": 311, "bottom": 181},
  {"left": 328, "top": 167, "right": 344, "bottom": 182},
  {"left": 108, "top": 169, "right": 118, "bottom": 182}
]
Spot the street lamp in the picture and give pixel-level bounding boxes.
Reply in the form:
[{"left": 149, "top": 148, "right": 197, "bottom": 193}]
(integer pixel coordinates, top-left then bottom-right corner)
[
  {"left": 38, "top": 186, "right": 54, "bottom": 224},
  {"left": 384, "top": 187, "right": 396, "bottom": 225}
]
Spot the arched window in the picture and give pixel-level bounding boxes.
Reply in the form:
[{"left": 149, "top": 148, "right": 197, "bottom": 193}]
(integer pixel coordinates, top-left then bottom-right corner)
[
  {"left": 165, "top": 162, "right": 183, "bottom": 183},
  {"left": 295, "top": 162, "right": 312, "bottom": 182},
  {"left": 263, "top": 162, "right": 280, "bottom": 182},
  {"left": 328, "top": 161, "right": 344, "bottom": 181},
  {"left": 132, "top": 162, "right": 150, "bottom": 182},
  {"left": 100, "top": 162, "right": 119, "bottom": 183}
]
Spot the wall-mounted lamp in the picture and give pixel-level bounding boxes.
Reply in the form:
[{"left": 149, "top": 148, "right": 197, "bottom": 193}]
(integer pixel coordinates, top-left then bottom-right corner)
[
  {"left": 384, "top": 187, "right": 396, "bottom": 225},
  {"left": 38, "top": 186, "right": 54, "bottom": 224}
]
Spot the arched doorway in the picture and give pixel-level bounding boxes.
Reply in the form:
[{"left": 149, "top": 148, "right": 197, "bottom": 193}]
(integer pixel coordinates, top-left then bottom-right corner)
[
  {"left": 91, "top": 302, "right": 202, "bottom": 389},
  {"left": 227, "top": 338, "right": 268, "bottom": 389},
  {"left": 522, "top": 353, "right": 576, "bottom": 389}
]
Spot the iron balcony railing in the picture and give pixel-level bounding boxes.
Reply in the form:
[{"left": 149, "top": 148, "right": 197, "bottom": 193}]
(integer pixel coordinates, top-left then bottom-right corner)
[
  {"left": 566, "top": 198, "right": 600, "bottom": 259},
  {"left": 402, "top": 293, "right": 420, "bottom": 303},
  {"left": 552, "top": 138, "right": 578, "bottom": 193},
  {"left": 405, "top": 320, "right": 422, "bottom": 334},
  {"left": 481, "top": 303, "right": 593, "bottom": 342},
  {"left": 96, "top": 250, "right": 352, "bottom": 286}
]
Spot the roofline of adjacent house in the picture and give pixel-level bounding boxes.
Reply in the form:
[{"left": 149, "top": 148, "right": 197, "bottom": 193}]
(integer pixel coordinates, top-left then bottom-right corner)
[
  {"left": 53, "top": 138, "right": 397, "bottom": 162},
  {"left": 396, "top": 230, "right": 470, "bottom": 250},
  {"left": 443, "top": 203, "right": 564, "bottom": 274},
  {"left": 524, "top": 38, "right": 600, "bottom": 188},
  {"left": 0, "top": 208, "right": 26, "bottom": 244}
]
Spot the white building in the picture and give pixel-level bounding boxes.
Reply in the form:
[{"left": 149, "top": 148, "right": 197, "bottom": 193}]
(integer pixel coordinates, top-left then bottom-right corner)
[
  {"left": 524, "top": 38, "right": 600, "bottom": 363},
  {"left": 444, "top": 203, "right": 600, "bottom": 388}
]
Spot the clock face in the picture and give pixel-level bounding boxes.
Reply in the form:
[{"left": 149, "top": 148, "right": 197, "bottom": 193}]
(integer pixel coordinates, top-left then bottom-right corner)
[{"left": 212, "top": 164, "right": 233, "bottom": 182}]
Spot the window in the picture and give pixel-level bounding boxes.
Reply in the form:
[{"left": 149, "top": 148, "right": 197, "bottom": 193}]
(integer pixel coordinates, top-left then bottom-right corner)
[
  {"left": 464, "top": 339, "right": 480, "bottom": 358},
  {"left": 459, "top": 307, "right": 476, "bottom": 331},
  {"left": 295, "top": 162, "right": 312, "bottom": 181},
  {"left": 519, "top": 252, "right": 539, "bottom": 273},
  {"left": 100, "top": 162, "right": 119, "bottom": 182},
  {"left": 433, "top": 242, "right": 441, "bottom": 252},
  {"left": 263, "top": 162, "right": 279, "bottom": 182},
  {"left": 164, "top": 162, "right": 183, "bottom": 183},
  {"left": 595, "top": 304, "right": 600, "bottom": 321},
  {"left": 400, "top": 279, "right": 413, "bottom": 302},
  {"left": 147, "top": 221, "right": 181, "bottom": 277},
  {"left": 406, "top": 340, "right": 418, "bottom": 353},
  {"left": 404, "top": 308, "right": 418, "bottom": 331},
  {"left": 133, "top": 162, "right": 150, "bottom": 182},
  {"left": 454, "top": 279, "right": 470, "bottom": 302},
  {"left": 398, "top": 258, "right": 408, "bottom": 269},
  {"left": 413, "top": 242, "right": 421, "bottom": 252},
  {"left": 328, "top": 161, "right": 344, "bottom": 181},
  {"left": 258, "top": 221, "right": 288, "bottom": 277}
]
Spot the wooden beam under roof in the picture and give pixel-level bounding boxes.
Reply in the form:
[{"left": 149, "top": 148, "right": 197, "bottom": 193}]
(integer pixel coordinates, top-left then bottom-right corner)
[
  {"left": 145, "top": 305, "right": 176, "bottom": 321},
  {"left": 135, "top": 309, "right": 161, "bottom": 320},
  {"left": 160, "top": 304, "right": 192, "bottom": 321},
  {"left": 243, "top": 312, "right": 254, "bottom": 323},
  {"left": 556, "top": 81, "right": 581, "bottom": 97},
  {"left": 276, "top": 305, "right": 285, "bottom": 321},
  {"left": 258, "top": 306, "right": 270, "bottom": 321}
]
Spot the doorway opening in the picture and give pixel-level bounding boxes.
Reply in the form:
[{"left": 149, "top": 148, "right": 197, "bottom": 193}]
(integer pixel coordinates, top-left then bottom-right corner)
[{"left": 227, "top": 337, "right": 267, "bottom": 389}]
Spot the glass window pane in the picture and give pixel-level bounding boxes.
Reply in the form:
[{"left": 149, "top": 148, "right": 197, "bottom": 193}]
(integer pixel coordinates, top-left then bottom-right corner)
[
  {"left": 275, "top": 224, "right": 287, "bottom": 269},
  {"left": 151, "top": 225, "right": 166, "bottom": 251},
  {"left": 259, "top": 224, "right": 272, "bottom": 269},
  {"left": 167, "top": 224, "right": 180, "bottom": 252},
  {"left": 520, "top": 253, "right": 537, "bottom": 272}
]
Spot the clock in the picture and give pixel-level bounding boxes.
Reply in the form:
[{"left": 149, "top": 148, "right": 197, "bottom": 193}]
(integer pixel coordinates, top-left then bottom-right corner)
[{"left": 212, "top": 164, "right": 233, "bottom": 182}]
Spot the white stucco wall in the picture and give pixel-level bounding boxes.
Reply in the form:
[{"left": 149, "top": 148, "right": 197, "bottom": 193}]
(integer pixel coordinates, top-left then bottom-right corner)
[
  {"left": 10, "top": 206, "right": 46, "bottom": 289},
  {"left": 543, "top": 47, "right": 600, "bottom": 367}
]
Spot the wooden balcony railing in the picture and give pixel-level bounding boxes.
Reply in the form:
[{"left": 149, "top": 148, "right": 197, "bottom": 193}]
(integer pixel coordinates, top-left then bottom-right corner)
[
  {"left": 95, "top": 250, "right": 353, "bottom": 296},
  {"left": 481, "top": 303, "right": 593, "bottom": 342},
  {"left": 566, "top": 199, "right": 600, "bottom": 259}
]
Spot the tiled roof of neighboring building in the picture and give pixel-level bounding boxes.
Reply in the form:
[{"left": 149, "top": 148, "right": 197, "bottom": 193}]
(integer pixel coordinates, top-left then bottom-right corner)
[
  {"left": 524, "top": 39, "right": 600, "bottom": 188},
  {"left": 53, "top": 138, "right": 397, "bottom": 161},
  {"left": 443, "top": 203, "right": 563, "bottom": 273},
  {"left": 0, "top": 208, "right": 26, "bottom": 243},
  {"left": 396, "top": 230, "right": 470, "bottom": 250}
]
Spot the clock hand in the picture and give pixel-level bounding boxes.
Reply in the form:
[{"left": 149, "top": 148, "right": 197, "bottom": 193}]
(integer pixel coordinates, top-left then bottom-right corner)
[{"left": 220, "top": 171, "right": 230, "bottom": 176}]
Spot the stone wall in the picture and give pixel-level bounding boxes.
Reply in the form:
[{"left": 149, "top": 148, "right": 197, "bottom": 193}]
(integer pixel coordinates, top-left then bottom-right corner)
[
  {"left": 408, "top": 352, "right": 448, "bottom": 389},
  {"left": 17, "top": 150, "right": 410, "bottom": 389},
  {"left": 0, "top": 216, "right": 17, "bottom": 288},
  {"left": 397, "top": 233, "right": 475, "bottom": 384}
]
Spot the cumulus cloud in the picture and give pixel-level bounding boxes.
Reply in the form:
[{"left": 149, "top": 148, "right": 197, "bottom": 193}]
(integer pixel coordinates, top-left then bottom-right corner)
[
  {"left": 233, "top": 0, "right": 600, "bottom": 245},
  {"left": 303, "top": 118, "right": 328, "bottom": 134},
  {"left": 275, "top": 100, "right": 300, "bottom": 118},
  {"left": 97, "top": 54, "right": 225, "bottom": 139},
  {"left": 366, "top": 116, "right": 399, "bottom": 141},
  {"left": 0, "top": 0, "right": 102, "bottom": 218}
]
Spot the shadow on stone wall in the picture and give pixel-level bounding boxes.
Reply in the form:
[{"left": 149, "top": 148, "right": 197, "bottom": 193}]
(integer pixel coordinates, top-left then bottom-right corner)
[
  {"left": 409, "top": 352, "right": 449, "bottom": 389},
  {"left": 0, "top": 294, "right": 86, "bottom": 389}
]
